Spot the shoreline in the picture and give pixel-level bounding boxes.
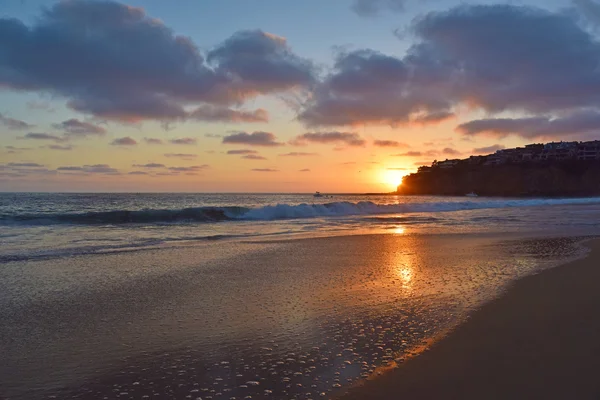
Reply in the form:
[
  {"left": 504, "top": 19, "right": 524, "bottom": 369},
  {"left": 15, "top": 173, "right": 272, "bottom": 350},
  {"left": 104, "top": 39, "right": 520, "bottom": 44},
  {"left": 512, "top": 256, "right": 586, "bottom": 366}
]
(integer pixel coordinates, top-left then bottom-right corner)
[{"left": 342, "top": 238, "right": 600, "bottom": 400}]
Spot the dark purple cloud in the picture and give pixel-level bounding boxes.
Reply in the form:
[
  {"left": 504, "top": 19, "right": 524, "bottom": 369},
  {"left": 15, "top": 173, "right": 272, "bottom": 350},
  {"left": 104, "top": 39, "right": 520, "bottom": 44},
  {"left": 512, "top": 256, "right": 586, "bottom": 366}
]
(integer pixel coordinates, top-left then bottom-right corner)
[
  {"left": 83, "top": 164, "right": 119, "bottom": 174},
  {"left": 57, "top": 166, "right": 83, "bottom": 171},
  {"left": 222, "top": 131, "right": 283, "bottom": 147},
  {"left": 227, "top": 149, "right": 258, "bottom": 155},
  {"left": 373, "top": 140, "right": 409, "bottom": 148},
  {"left": 128, "top": 171, "right": 149, "bottom": 175},
  {"left": 251, "top": 168, "right": 278, "bottom": 172},
  {"left": 300, "top": 4, "right": 600, "bottom": 132},
  {"left": 21, "top": 132, "right": 65, "bottom": 142},
  {"left": 0, "top": 2, "right": 315, "bottom": 122},
  {"left": 291, "top": 132, "right": 366, "bottom": 146},
  {"left": 133, "top": 163, "right": 166, "bottom": 168},
  {"left": 242, "top": 154, "right": 267, "bottom": 160},
  {"left": 164, "top": 153, "right": 197, "bottom": 159},
  {"left": 144, "top": 138, "right": 163, "bottom": 144},
  {"left": 206, "top": 30, "right": 315, "bottom": 95},
  {"left": 472, "top": 144, "right": 505, "bottom": 154},
  {"left": 7, "top": 162, "right": 44, "bottom": 168},
  {"left": 169, "top": 137, "right": 197, "bottom": 145},
  {"left": 47, "top": 144, "right": 73, "bottom": 150},
  {"left": 168, "top": 165, "right": 209, "bottom": 172},
  {"left": 111, "top": 137, "right": 137, "bottom": 146},
  {"left": 57, "top": 164, "right": 119, "bottom": 174},
  {"left": 52, "top": 119, "right": 106, "bottom": 136},
  {"left": 189, "top": 106, "right": 269, "bottom": 123},
  {"left": 279, "top": 152, "right": 318, "bottom": 157},
  {"left": 0, "top": 113, "right": 34, "bottom": 130},
  {"left": 456, "top": 110, "right": 600, "bottom": 140}
]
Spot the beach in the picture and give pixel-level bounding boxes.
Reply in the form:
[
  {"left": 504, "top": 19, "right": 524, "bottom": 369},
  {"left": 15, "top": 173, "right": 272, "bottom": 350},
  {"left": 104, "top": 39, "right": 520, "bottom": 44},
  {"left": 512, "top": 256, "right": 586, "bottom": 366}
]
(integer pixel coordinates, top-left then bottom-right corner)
[
  {"left": 0, "top": 230, "right": 589, "bottom": 399},
  {"left": 343, "top": 239, "right": 600, "bottom": 400},
  {"left": 2, "top": 194, "right": 600, "bottom": 399}
]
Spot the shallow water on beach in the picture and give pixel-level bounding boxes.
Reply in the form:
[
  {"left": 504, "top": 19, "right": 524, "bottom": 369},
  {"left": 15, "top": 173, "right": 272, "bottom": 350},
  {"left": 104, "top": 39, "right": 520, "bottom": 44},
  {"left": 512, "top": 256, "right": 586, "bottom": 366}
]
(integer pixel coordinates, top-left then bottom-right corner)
[{"left": 0, "top": 232, "right": 588, "bottom": 400}]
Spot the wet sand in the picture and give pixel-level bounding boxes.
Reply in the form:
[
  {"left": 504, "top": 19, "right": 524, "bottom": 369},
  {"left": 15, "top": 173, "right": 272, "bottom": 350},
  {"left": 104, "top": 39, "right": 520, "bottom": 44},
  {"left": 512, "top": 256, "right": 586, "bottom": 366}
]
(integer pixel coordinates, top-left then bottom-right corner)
[
  {"left": 0, "top": 234, "right": 588, "bottom": 399},
  {"left": 343, "top": 239, "right": 600, "bottom": 400}
]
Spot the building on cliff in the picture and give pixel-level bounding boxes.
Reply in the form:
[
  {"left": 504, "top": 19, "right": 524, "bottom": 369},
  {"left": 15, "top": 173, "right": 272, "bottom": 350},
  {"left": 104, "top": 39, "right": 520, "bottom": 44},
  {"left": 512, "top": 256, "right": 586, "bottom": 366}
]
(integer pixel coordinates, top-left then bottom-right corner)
[{"left": 422, "top": 140, "right": 600, "bottom": 171}]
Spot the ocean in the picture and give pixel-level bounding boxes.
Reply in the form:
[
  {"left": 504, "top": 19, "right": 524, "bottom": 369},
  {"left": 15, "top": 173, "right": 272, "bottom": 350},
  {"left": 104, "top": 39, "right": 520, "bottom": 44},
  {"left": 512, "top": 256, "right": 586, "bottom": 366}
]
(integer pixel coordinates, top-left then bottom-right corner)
[
  {"left": 1, "top": 193, "right": 600, "bottom": 399},
  {"left": 3, "top": 192, "right": 600, "bottom": 263}
]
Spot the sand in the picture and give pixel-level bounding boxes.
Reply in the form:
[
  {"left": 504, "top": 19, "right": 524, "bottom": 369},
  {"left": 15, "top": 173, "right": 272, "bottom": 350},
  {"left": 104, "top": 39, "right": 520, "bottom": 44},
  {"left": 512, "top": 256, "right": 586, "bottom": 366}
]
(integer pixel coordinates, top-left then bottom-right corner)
[{"left": 342, "top": 239, "right": 600, "bottom": 400}]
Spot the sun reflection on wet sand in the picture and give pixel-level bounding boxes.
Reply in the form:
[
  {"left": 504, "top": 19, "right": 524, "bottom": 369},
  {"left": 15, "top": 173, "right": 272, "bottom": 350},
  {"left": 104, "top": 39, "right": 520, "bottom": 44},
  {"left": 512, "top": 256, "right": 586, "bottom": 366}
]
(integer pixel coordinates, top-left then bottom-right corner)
[{"left": 393, "top": 252, "right": 415, "bottom": 291}]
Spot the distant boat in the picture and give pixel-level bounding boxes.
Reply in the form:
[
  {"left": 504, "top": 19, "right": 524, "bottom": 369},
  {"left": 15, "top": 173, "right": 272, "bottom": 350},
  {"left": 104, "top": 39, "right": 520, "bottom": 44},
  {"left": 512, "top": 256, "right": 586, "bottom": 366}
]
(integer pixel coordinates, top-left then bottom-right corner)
[
  {"left": 465, "top": 192, "right": 478, "bottom": 197},
  {"left": 314, "top": 191, "right": 323, "bottom": 198}
]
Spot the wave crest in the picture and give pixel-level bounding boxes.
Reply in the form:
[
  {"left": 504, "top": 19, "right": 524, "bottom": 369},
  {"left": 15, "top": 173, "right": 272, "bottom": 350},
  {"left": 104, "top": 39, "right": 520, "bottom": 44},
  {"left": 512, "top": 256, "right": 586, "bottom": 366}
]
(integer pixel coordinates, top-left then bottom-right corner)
[{"left": 3, "top": 198, "right": 600, "bottom": 226}]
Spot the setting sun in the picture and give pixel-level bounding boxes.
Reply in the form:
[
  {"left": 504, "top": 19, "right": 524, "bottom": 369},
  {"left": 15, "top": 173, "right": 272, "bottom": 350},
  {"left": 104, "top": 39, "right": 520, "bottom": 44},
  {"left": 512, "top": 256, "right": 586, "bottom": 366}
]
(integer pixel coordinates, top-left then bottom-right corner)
[{"left": 381, "top": 169, "right": 406, "bottom": 190}]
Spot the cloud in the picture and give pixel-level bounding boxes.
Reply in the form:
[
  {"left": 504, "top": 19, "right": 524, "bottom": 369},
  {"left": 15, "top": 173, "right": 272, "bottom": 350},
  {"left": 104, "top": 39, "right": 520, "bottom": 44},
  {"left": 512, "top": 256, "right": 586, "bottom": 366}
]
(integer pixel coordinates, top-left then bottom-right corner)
[
  {"left": 456, "top": 110, "right": 600, "bottom": 140},
  {"left": 189, "top": 106, "right": 269, "bottom": 123},
  {"left": 0, "top": 2, "right": 315, "bottom": 122},
  {"left": 300, "top": 4, "right": 600, "bottom": 131},
  {"left": 27, "top": 101, "right": 54, "bottom": 112},
  {"left": 47, "top": 144, "right": 73, "bottom": 150},
  {"left": 414, "top": 161, "right": 431, "bottom": 166},
  {"left": 7, "top": 162, "right": 44, "bottom": 168},
  {"left": 57, "top": 164, "right": 119, "bottom": 174},
  {"left": 111, "top": 137, "right": 137, "bottom": 146},
  {"left": 573, "top": 0, "right": 600, "bottom": 26},
  {"left": 57, "top": 166, "right": 83, "bottom": 171},
  {"left": 251, "top": 168, "right": 278, "bottom": 172},
  {"left": 206, "top": 30, "right": 315, "bottom": 95},
  {"left": 128, "top": 171, "right": 149, "bottom": 175},
  {"left": 52, "top": 119, "right": 106, "bottom": 136},
  {"left": 412, "top": 111, "right": 454, "bottom": 125},
  {"left": 5, "top": 146, "right": 30, "bottom": 152},
  {"left": 472, "top": 144, "right": 505, "bottom": 154},
  {"left": 21, "top": 132, "right": 65, "bottom": 142},
  {"left": 351, "top": 0, "right": 407, "bottom": 16},
  {"left": 227, "top": 149, "right": 258, "bottom": 155},
  {"left": 168, "top": 165, "right": 209, "bottom": 172},
  {"left": 169, "top": 137, "right": 197, "bottom": 145},
  {"left": 0, "top": 113, "right": 34, "bottom": 130},
  {"left": 442, "top": 147, "right": 461, "bottom": 156},
  {"left": 279, "top": 152, "right": 318, "bottom": 156},
  {"left": 144, "top": 137, "right": 163, "bottom": 145},
  {"left": 164, "top": 153, "right": 197, "bottom": 159},
  {"left": 393, "top": 149, "right": 442, "bottom": 157},
  {"left": 373, "top": 140, "right": 409, "bottom": 148},
  {"left": 133, "top": 163, "right": 166, "bottom": 168},
  {"left": 291, "top": 131, "right": 366, "bottom": 146},
  {"left": 299, "top": 168, "right": 311, "bottom": 172},
  {"left": 222, "top": 131, "right": 283, "bottom": 146},
  {"left": 242, "top": 154, "right": 267, "bottom": 160}
]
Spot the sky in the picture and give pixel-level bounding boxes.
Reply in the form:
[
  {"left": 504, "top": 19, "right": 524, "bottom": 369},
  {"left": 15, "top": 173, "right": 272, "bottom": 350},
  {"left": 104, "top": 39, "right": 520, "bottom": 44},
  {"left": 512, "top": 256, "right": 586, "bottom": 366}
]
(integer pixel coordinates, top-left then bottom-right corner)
[{"left": 1, "top": 0, "right": 599, "bottom": 192}]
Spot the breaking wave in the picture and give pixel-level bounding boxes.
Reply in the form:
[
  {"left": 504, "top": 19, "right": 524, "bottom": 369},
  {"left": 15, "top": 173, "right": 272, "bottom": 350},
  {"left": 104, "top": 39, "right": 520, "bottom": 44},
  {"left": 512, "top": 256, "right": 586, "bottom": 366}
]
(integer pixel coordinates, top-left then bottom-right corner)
[{"left": 3, "top": 197, "right": 600, "bottom": 226}]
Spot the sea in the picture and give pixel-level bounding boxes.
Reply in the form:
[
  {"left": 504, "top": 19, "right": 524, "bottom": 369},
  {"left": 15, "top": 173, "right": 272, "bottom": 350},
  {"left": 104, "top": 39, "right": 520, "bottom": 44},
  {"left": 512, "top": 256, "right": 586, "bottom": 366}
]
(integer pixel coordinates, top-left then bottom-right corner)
[
  {"left": 3, "top": 192, "right": 600, "bottom": 262},
  {"left": 2, "top": 193, "right": 600, "bottom": 399}
]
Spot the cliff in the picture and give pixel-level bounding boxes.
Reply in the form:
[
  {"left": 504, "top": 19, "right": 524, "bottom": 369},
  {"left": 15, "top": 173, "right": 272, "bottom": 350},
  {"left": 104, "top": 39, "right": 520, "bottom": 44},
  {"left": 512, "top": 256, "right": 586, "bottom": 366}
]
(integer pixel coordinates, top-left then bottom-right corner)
[{"left": 398, "top": 160, "right": 600, "bottom": 197}]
